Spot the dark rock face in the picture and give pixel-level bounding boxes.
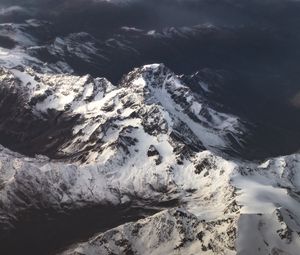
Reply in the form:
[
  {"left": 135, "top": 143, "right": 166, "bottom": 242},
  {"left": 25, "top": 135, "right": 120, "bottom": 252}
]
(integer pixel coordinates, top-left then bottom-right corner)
[
  {"left": 147, "top": 145, "right": 160, "bottom": 157},
  {"left": 194, "top": 157, "right": 216, "bottom": 175},
  {"left": 147, "top": 145, "right": 162, "bottom": 165}
]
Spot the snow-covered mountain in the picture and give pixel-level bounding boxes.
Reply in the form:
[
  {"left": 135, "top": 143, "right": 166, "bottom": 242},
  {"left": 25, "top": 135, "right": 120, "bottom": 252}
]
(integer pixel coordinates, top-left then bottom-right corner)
[{"left": 1, "top": 60, "right": 300, "bottom": 255}]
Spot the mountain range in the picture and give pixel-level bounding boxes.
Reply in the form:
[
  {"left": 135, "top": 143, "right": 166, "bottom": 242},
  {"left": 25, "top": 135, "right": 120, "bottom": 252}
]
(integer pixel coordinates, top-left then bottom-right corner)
[{"left": 1, "top": 1, "right": 300, "bottom": 254}]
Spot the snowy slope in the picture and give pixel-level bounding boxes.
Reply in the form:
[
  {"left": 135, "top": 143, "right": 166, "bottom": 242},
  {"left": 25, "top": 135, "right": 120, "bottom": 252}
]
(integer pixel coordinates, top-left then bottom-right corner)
[
  {"left": 0, "top": 20, "right": 73, "bottom": 73},
  {"left": 2, "top": 139, "right": 300, "bottom": 254},
  {"left": 59, "top": 153, "right": 300, "bottom": 255}
]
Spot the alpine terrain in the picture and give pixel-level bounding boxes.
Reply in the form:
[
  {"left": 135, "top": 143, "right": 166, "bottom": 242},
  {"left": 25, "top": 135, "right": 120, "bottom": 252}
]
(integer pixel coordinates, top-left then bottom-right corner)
[{"left": 1, "top": 1, "right": 300, "bottom": 255}]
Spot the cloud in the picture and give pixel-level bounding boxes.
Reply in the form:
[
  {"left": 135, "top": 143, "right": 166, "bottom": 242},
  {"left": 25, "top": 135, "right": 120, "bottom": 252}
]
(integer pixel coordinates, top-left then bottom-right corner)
[
  {"left": 290, "top": 91, "right": 300, "bottom": 108},
  {"left": 0, "top": 5, "right": 27, "bottom": 15},
  {"left": 1, "top": 0, "right": 300, "bottom": 33},
  {"left": 0, "top": 4, "right": 32, "bottom": 22}
]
